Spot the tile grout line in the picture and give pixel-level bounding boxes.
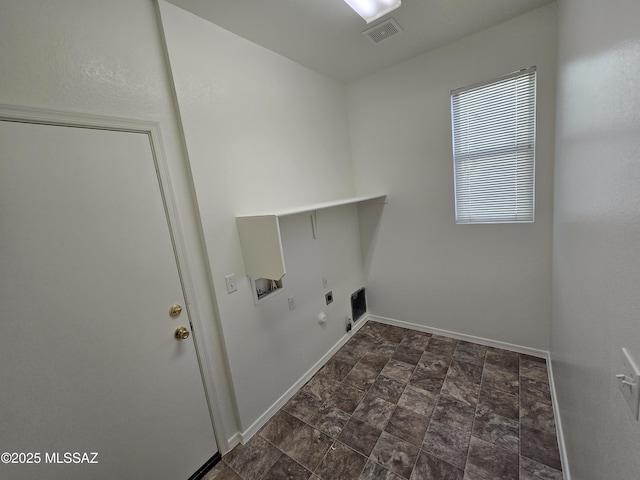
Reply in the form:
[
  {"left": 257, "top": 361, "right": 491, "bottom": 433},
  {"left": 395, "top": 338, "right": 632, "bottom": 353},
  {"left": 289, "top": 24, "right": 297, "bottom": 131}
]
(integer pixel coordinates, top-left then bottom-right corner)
[
  {"left": 464, "top": 348, "right": 489, "bottom": 480},
  {"left": 519, "top": 354, "right": 523, "bottom": 479}
]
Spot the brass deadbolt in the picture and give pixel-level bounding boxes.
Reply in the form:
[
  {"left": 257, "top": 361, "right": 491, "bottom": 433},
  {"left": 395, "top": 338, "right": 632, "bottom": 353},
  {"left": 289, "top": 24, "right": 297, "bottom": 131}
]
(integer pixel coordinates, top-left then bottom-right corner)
[
  {"left": 175, "top": 326, "right": 190, "bottom": 340},
  {"left": 169, "top": 304, "right": 183, "bottom": 317}
]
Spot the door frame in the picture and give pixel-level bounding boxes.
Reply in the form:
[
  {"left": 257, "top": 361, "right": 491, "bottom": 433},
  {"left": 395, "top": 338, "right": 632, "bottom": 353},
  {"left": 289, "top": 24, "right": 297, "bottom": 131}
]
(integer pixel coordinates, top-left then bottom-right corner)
[{"left": 0, "top": 104, "right": 230, "bottom": 452}]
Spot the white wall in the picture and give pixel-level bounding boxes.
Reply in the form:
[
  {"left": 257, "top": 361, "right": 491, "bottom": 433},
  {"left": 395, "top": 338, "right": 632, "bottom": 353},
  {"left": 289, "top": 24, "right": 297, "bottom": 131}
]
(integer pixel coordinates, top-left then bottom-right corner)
[
  {"left": 157, "top": 2, "right": 362, "bottom": 433},
  {"left": 346, "top": 4, "right": 558, "bottom": 349},
  {"left": 552, "top": 0, "right": 640, "bottom": 478},
  {"left": 0, "top": 0, "right": 238, "bottom": 448}
]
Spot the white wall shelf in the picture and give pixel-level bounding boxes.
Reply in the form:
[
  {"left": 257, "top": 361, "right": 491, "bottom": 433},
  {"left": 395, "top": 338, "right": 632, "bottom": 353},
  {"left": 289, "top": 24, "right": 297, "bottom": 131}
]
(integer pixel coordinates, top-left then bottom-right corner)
[{"left": 236, "top": 194, "right": 387, "bottom": 280}]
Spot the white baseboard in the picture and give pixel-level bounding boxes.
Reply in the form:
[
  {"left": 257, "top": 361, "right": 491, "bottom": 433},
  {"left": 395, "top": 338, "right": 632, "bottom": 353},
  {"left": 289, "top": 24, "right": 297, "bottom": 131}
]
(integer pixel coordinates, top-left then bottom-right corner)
[
  {"left": 546, "top": 352, "right": 571, "bottom": 480},
  {"left": 238, "top": 315, "right": 371, "bottom": 443},
  {"left": 224, "top": 432, "right": 242, "bottom": 454},
  {"left": 368, "top": 314, "right": 548, "bottom": 358}
]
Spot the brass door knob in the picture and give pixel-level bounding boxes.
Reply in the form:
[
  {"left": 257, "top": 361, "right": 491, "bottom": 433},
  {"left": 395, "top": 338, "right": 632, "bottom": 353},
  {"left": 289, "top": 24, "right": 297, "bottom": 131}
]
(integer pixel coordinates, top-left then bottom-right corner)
[
  {"left": 175, "top": 326, "right": 190, "bottom": 340},
  {"left": 169, "top": 304, "right": 183, "bottom": 317}
]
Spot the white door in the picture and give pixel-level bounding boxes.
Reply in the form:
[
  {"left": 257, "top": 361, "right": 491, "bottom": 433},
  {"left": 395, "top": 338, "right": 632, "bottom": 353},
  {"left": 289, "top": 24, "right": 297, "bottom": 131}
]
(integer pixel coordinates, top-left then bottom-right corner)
[{"left": 0, "top": 119, "right": 218, "bottom": 480}]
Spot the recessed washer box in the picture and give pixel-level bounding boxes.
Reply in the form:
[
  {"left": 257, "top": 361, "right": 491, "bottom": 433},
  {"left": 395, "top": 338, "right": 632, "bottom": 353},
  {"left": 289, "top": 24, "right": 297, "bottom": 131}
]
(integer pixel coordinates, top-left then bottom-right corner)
[{"left": 250, "top": 277, "right": 283, "bottom": 306}]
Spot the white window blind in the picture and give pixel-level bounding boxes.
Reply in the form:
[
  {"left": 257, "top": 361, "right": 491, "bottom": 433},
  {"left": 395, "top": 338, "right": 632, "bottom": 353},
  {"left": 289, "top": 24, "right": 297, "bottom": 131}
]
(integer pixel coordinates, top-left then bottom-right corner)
[{"left": 451, "top": 67, "right": 536, "bottom": 224}]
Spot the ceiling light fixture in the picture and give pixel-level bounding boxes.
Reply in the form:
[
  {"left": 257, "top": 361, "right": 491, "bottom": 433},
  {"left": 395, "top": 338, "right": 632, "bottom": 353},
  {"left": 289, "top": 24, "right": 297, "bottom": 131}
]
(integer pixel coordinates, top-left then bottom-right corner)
[{"left": 343, "top": 0, "right": 402, "bottom": 24}]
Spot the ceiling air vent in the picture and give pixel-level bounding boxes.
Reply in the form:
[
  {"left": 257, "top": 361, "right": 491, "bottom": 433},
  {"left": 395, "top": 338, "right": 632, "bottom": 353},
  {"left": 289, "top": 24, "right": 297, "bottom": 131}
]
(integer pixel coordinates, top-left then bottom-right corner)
[{"left": 362, "top": 18, "right": 403, "bottom": 44}]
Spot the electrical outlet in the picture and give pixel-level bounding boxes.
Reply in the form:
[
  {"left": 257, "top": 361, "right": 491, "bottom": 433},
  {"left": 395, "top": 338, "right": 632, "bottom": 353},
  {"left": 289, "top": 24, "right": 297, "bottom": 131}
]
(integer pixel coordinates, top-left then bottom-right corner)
[
  {"left": 225, "top": 274, "right": 237, "bottom": 294},
  {"left": 288, "top": 296, "right": 296, "bottom": 311},
  {"left": 617, "top": 348, "right": 640, "bottom": 420},
  {"left": 346, "top": 316, "right": 353, "bottom": 332}
]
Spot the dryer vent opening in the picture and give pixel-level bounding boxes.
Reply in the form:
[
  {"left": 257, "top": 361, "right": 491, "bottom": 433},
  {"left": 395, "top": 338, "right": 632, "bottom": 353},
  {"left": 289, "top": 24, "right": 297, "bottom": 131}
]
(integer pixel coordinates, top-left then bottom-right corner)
[{"left": 351, "top": 287, "right": 367, "bottom": 322}]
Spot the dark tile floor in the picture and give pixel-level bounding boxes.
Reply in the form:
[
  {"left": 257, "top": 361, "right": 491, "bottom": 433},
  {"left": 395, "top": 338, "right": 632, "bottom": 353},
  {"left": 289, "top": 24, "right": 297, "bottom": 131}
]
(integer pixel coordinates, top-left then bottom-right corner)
[{"left": 205, "top": 321, "right": 563, "bottom": 480}]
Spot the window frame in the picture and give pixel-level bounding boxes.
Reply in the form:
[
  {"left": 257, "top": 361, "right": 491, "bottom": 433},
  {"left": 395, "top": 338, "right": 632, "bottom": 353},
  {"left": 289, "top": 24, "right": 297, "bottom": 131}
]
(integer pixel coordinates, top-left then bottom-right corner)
[{"left": 450, "top": 67, "right": 537, "bottom": 225}]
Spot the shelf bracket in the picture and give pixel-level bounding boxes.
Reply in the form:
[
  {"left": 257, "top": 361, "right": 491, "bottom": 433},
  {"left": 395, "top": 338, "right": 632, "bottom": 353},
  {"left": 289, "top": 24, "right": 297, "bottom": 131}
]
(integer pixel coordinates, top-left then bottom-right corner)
[{"left": 311, "top": 210, "right": 318, "bottom": 239}]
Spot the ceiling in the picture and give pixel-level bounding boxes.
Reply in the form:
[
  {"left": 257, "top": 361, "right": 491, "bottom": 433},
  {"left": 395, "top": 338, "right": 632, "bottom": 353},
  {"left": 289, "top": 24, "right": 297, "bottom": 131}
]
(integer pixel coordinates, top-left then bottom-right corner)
[{"left": 167, "top": 0, "right": 555, "bottom": 83}]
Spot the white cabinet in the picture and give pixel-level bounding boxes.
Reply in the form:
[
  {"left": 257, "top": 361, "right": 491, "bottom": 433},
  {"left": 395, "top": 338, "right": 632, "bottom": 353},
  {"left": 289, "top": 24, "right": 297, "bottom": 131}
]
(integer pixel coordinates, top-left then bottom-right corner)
[{"left": 236, "top": 194, "right": 387, "bottom": 280}]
